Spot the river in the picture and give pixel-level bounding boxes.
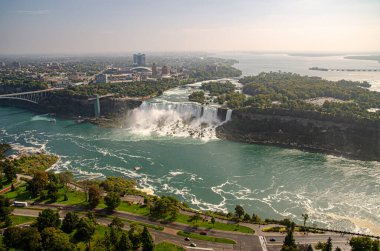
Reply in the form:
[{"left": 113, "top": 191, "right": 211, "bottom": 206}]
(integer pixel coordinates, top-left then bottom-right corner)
[{"left": 0, "top": 53, "right": 379, "bottom": 235}]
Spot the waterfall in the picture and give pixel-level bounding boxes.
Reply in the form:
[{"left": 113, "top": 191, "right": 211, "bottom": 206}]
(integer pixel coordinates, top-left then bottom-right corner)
[
  {"left": 126, "top": 101, "right": 223, "bottom": 140},
  {"left": 225, "top": 109, "right": 232, "bottom": 122}
]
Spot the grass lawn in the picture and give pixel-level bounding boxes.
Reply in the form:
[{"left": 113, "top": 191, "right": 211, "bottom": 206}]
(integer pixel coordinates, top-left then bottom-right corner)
[
  {"left": 10, "top": 215, "right": 35, "bottom": 226},
  {"left": 4, "top": 183, "right": 87, "bottom": 206},
  {"left": 53, "top": 189, "right": 86, "bottom": 205},
  {"left": 155, "top": 242, "right": 185, "bottom": 251},
  {"left": 3, "top": 183, "right": 31, "bottom": 200},
  {"left": 98, "top": 202, "right": 151, "bottom": 216},
  {"left": 0, "top": 215, "right": 35, "bottom": 228},
  {"left": 174, "top": 213, "right": 253, "bottom": 234},
  {"left": 177, "top": 231, "right": 236, "bottom": 244}
]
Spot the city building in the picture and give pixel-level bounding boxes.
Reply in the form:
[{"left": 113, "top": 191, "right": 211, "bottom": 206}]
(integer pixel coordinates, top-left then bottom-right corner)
[
  {"left": 152, "top": 63, "right": 157, "bottom": 76},
  {"left": 133, "top": 53, "right": 146, "bottom": 66},
  {"left": 95, "top": 73, "right": 109, "bottom": 84},
  {"left": 161, "top": 65, "right": 169, "bottom": 75}
]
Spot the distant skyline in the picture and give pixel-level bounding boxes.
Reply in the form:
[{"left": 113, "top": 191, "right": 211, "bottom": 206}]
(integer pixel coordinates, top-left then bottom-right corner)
[{"left": 1, "top": 0, "right": 380, "bottom": 55}]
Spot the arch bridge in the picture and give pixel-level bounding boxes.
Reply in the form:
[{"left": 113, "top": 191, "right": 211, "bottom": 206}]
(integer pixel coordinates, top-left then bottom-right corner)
[{"left": 0, "top": 88, "right": 63, "bottom": 104}]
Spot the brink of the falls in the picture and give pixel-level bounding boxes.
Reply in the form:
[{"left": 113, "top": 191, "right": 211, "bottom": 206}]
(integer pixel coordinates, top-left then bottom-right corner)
[{"left": 126, "top": 101, "right": 232, "bottom": 140}]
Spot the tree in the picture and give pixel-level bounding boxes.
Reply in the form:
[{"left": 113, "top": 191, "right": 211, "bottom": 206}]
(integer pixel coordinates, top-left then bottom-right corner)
[
  {"left": 88, "top": 184, "right": 101, "bottom": 209},
  {"left": 27, "top": 170, "right": 49, "bottom": 197},
  {"left": 4, "top": 215, "right": 12, "bottom": 227},
  {"left": 307, "top": 244, "right": 314, "bottom": 251},
  {"left": 190, "top": 213, "right": 202, "bottom": 224},
  {"left": 141, "top": 226, "right": 154, "bottom": 251},
  {"left": 243, "top": 213, "right": 251, "bottom": 222},
  {"left": 0, "top": 195, "right": 13, "bottom": 221},
  {"left": 372, "top": 240, "right": 380, "bottom": 251},
  {"left": 104, "top": 192, "right": 121, "bottom": 210},
  {"left": 3, "top": 227, "right": 22, "bottom": 250},
  {"left": 151, "top": 196, "right": 178, "bottom": 219},
  {"left": 58, "top": 171, "right": 73, "bottom": 188},
  {"left": 2, "top": 160, "right": 16, "bottom": 183},
  {"left": 41, "top": 227, "right": 75, "bottom": 251},
  {"left": 74, "top": 217, "right": 96, "bottom": 249},
  {"left": 281, "top": 227, "right": 297, "bottom": 251},
  {"left": 61, "top": 212, "right": 79, "bottom": 233},
  {"left": 302, "top": 213, "right": 309, "bottom": 227},
  {"left": 323, "top": 237, "right": 333, "bottom": 251},
  {"left": 47, "top": 182, "right": 59, "bottom": 202},
  {"left": 117, "top": 232, "right": 133, "bottom": 251},
  {"left": 109, "top": 216, "right": 124, "bottom": 230},
  {"left": 36, "top": 209, "right": 61, "bottom": 232},
  {"left": 350, "top": 237, "right": 376, "bottom": 251},
  {"left": 234, "top": 205, "right": 245, "bottom": 218},
  {"left": 128, "top": 224, "right": 141, "bottom": 250},
  {"left": 4, "top": 227, "right": 42, "bottom": 251},
  {"left": 211, "top": 216, "right": 216, "bottom": 226}
]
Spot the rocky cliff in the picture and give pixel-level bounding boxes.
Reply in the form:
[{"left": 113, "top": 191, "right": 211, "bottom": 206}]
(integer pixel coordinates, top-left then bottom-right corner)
[{"left": 216, "top": 108, "right": 380, "bottom": 161}]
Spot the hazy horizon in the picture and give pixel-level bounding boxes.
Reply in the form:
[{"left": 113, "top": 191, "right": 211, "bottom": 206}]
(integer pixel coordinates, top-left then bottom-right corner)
[{"left": 1, "top": 0, "right": 380, "bottom": 54}]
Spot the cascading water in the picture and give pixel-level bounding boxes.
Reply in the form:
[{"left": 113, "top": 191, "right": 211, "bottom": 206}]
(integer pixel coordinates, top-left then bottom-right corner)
[
  {"left": 225, "top": 109, "right": 232, "bottom": 122},
  {"left": 126, "top": 101, "right": 231, "bottom": 140}
]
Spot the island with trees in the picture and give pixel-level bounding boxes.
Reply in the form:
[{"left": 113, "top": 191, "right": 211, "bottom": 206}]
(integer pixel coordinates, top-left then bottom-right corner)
[{"left": 216, "top": 72, "right": 380, "bottom": 161}]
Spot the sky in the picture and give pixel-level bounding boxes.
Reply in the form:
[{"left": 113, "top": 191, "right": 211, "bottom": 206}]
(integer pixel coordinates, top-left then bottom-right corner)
[{"left": 0, "top": 0, "right": 380, "bottom": 54}]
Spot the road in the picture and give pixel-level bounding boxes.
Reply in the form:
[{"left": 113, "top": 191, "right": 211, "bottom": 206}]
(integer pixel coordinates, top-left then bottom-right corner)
[{"left": 264, "top": 235, "right": 352, "bottom": 251}]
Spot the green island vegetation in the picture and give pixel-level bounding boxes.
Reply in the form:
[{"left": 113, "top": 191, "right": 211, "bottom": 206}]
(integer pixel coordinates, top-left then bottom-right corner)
[
  {"left": 222, "top": 72, "right": 380, "bottom": 120},
  {"left": 177, "top": 231, "right": 236, "bottom": 244},
  {"left": 200, "top": 81, "right": 236, "bottom": 96},
  {"left": 188, "top": 91, "right": 205, "bottom": 103},
  {"left": 154, "top": 242, "right": 185, "bottom": 251}
]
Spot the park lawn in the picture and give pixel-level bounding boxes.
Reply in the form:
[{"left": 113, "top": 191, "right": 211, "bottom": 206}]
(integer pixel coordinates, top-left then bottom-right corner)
[
  {"left": 53, "top": 188, "right": 86, "bottom": 205},
  {"left": 155, "top": 242, "right": 185, "bottom": 251},
  {"left": 4, "top": 183, "right": 87, "bottom": 206},
  {"left": 3, "top": 183, "right": 31, "bottom": 200},
  {"left": 177, "top": 231, "right": 236, "bottom": 244},
  {"left": 0, "top": 215, "right": 35, "bottom": 228},
  {"left": 173, "top": 213, "right": 253, "bottom": 234},
  {"left": 98, "top": 201, "right": 151, "bottom": 216},
  {"left": 10, "top": 215, "right": 35, "bottom": 225}
]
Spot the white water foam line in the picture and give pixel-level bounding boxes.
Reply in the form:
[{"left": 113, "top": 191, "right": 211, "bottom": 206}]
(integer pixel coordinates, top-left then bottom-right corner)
[{"left": 126, "top": 101, "right": 232, "bottom": 140}]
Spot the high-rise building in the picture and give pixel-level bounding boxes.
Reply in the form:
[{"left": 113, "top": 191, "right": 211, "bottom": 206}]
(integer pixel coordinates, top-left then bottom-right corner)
[
  {"left": 133, "top": 53, "right": 146, "bottom": 66},
  {"left": 161, "top": 65, "right": 169, "bottom": 75},
  {"left": 152, "top": 63, "right": 157, "bottom": 76}
]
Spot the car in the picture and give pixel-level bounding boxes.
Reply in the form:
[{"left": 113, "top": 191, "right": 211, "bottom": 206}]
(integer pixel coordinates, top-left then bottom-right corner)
[
  {"left": 199, "top": 231, "right": 207, "bottom": 235},
  {"left": 190, "top": 243, "right": 197, "bottom": 247},
  {"left": 269, "top": 238, "right": 276, "bottom": 242},
  {"left": 184, "top": 237, "right": 191, "bottom": 241}
]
